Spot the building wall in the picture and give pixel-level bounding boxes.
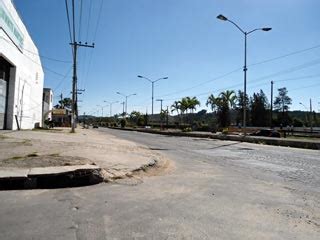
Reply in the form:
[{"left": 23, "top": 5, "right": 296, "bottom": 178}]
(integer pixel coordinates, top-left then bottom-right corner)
[
  {"left": 43, "top": 88, "right": 53, "bottom": 120},
  {"left": 0, "top": 0, "right": 44, "bottom": 129}
]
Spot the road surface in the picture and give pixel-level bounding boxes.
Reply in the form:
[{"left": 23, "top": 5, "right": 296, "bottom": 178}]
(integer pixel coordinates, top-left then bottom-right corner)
[{"left": 0, "top": 128, "right": 319, "bottom": 239}]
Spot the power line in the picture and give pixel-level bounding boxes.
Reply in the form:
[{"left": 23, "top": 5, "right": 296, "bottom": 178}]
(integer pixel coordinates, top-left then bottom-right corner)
[
  {"left": 93, "top": 0, "right": 104, "bottom": 40},
  {"left": 82, "top": 0, "right": 104, "bottom": 90},
  {"left": 1, "top": 36, "right": 71, "bottom": 77},
  {"left": 64, "top": 0, "right": 73, "bottom": 44},
  {"left": 85, "top": 0, "right": 93, "bottom": 41},
  {"left": 78, "top": 0, "right": 83, "bottom": 40},
  {"left": 155, "top": 44, "right": 320, "bottom": 100},
  {"left": 158, "top": 67, "right": 242, "bottom": 98},
  {"left": 250, "top": 44, "right": 320, "bottom": 67},
  {"left": 0, "top": 36, "right": 70, "bottom": 63},
  {"left": 251, "top": 58, "right": 320, "bottom": 83},
  {"left": 53, "top": 66, "right": 73, "bottom": 92}
]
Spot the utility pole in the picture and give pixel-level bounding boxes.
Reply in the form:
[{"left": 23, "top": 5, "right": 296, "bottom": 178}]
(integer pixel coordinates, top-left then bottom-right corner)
[
  {"left": 75, "top": 89, "right": 85, "bottom": 120},
  {"left": 310, "top": 98, "right": 313, "bottom": 133},
  {"left": 60, "top": 93, "right": 63, "bottom": 108},
  {"left": 270, "top": 80, "right": 273, "bottom": 128},
  {"left": 70, "top": 0, "right": 94, "bottom": 133},
  {"left": 156, "top": 99, "right": 163, "bottom": 130},
  {"left": 166, "top": 106, "right": 169, "bottom": 128},
  {"left": 121, "top": 101, "right": 125, "bottom": 117}
]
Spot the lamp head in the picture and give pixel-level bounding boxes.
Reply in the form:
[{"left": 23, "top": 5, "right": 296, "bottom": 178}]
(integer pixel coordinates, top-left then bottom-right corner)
[
  {"left": 137, "top": 75, "right": 143, "bottom": 78},
  {"left": 217, "top": 14, "right": 228, "bottom": 21},
  {"left": 262, "top": 27, "right": 272, "bottom": 31},
  {"left": 163, "top": 77, "right": 168, "bottom": 80}
]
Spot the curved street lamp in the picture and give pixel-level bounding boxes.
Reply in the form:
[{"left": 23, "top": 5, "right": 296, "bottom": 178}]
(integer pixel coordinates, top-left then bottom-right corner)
[
  {"left": 104, "top": 100, "right": 119, "bottom": 117},
  {"left": 116, "top": 92, "right": 137, "bottom": 116},
  {"left": 137, "top": 75, "right": 168, "bottom": 116},
  {"left": 217, "top": 14, "right": 271, "bottom": 136}
]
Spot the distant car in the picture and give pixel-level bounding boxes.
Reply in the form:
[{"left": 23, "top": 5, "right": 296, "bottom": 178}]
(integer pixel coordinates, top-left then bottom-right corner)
[
  {"left": 93, "top": 125, "right": 99, "bottom": 128},
  {"left": 250, "top": 129, "right": 281, "bottom": 138}
]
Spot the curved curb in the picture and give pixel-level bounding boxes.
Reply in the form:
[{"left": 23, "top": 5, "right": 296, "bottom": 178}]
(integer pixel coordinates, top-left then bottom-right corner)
[{"left": 0, "top": 165, "right": 103, "bottom": 190}]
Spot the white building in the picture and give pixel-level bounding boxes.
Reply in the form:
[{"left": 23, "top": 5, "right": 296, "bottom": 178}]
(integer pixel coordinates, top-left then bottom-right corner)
[{"left": 0, "top": 0, "right": 44, "bottom": 130}]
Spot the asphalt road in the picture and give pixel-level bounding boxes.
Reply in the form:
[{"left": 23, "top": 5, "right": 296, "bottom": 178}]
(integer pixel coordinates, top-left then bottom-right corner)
[{"left": 0, "top": 128, "right": 319, "bottom": 240}]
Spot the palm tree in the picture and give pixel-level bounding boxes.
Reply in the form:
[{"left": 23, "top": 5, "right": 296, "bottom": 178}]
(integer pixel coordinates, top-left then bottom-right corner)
[
  {"left": 207, "top": 90, "right": 236, "bottom": 128},
  {"left": 171, "top": 100, "right": 182, "bottom": 125},
  {"left": 206, "top": 94, "right": 218, "bottom": 112},
  {"left": 171, "top": 101, "right": 180, "bottom": 116},
  {"left": 179, "top": 97, "right": 189, "bottom": 115},
  {"left": 219, "top": 90, "right": 236, "bottom": 109},
  {"left": 189, "top": 97, "right": 200, "bottom": 113}
]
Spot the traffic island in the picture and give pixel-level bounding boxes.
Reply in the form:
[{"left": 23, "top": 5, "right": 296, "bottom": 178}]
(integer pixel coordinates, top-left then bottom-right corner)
[
  {"left": 0, "top": 128, "right": 168, "bottom": 190},
  {"left": 109, "top": 127, "right": 320, "bottom": 150}
]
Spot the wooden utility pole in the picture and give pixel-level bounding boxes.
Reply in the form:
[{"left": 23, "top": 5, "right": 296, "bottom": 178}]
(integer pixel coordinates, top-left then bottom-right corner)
[{"left": 70, "top": 0, "right": 94, "bottom": 133}]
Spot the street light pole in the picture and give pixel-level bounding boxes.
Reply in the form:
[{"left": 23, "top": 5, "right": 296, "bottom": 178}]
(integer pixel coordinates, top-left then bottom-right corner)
[
  {"left": 217, "top": 14, "right": 271, "bottom": 136},
  {"left": 300, "top": 101, "right": 313, "bottom": 132},
  {"left": 116, "top": 92, "right": 136, "bottom": 117},
  {"left": 137, "top": 75, "right": 168, "bottom": 116},
  {"left": 104, "top": 101, "right": 119, "bottom": 117},
  {"left": 156, "top": 99, "right": 164, "bottom": 130},
  {"left": 270, "top": 80, "right": 274, "bottom": 128}
]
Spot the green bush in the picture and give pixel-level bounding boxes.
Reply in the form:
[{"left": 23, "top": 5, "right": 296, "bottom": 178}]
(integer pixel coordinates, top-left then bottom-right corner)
[
  {"left": 120, "top": 119, "right": 127, "bottom": 128},
  {"left": 182, "top": 127, "right": 192, "bottom": 132}
]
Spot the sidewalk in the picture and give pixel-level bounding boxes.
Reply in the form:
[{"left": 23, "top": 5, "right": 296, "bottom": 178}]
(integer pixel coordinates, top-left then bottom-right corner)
[{"left": 0, "top": 128, "right": 166, "bottom": 189}]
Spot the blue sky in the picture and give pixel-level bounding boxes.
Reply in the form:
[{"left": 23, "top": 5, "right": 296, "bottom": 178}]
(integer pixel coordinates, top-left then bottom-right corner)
[{"left": 14, "top": 0, "right": 320, "bottom": 116}]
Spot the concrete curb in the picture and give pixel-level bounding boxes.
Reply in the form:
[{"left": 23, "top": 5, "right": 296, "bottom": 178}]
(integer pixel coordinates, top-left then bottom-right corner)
[
  {"left": 0, "top": 164, "right": 104, "bottom": 190},
  {"left": 0, "top": 159, "right": 164, "bottom": 190},
  {"left": 109, "top": 127, "right": 320, "bottom": 150}
]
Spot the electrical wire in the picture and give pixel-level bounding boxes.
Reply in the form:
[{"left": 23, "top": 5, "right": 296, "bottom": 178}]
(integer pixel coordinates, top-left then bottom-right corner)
[
  {"left": 82, "top": 0, "right": 104, "bottom": 91},
  {"left": 250, "top": 44, "right": 320, "bottom": 67},
  {"left": 0, "top": 36, "right": 70, "bottom": 63},
  {"left": 64, "top": 0, "right": 73, "bottom": 44},
  {"left": 155, "top": 43, "right": 320, "bottom": 100},
  {"left": 1, "top": 36, "right": 71, "bottom": 77},
  {"left": 78, "top": 0, "right": 83, "bottom": 41}
]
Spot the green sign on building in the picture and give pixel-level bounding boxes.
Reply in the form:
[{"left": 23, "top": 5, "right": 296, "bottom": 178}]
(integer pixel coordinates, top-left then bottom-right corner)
[{"left": 0, "top": 1, "right": 24, "bottom": 50}]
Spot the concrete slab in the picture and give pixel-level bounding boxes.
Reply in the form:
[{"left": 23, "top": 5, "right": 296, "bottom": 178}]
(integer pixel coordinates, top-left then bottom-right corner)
[
  {"left": 0, "top": 168, "right": 29, "bottom": 179},
  {"left": 28, "top": 164, "right": 101, "bottom": 176}
]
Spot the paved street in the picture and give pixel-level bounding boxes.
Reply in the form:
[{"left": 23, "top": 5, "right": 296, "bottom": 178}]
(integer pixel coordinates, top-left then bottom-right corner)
[{"left": 1, "top": 128, "right": 319, "bottom": 239}]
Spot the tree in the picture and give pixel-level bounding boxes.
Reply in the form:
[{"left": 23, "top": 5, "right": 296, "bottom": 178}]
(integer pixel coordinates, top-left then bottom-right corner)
[
  {"left": 250, "top": 90, "right": 269, "bottom": 127},
  {"left": 188, "top": 97, "right": 200, "bottom": 113},
  {"left": 129, "top": 111, "right": 144, "bottom": 126},
  {"left": 171, "top": 101, "right": 181, "bottom": 125},
  {"left": 171, "top": 101, "right": 181, "bottom": 116},
  {"left": 235, "top": 90, "right": 249, "bottom": 125},
  {"left": 220, "top": 90, "right": 236, "bottom": 109},
  {"left": 206, "top": 94, "right": 218, "bottom": 112},
  {"left": 274, "top": 87, "right": 292, "bottom": 125},
  {"left": 206, "top": 90, "right": 236, "bottom": 128},
  {"left": 58, "top": 97, "right": 72, "bottom": 109}
]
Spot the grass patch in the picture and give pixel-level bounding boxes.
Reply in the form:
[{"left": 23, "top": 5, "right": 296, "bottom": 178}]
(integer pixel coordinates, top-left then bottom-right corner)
[
  {"left": 287, "top": 136, "right": 320, "bottom": 141},
  {"left": 0, "top": 134, "right": 8, "bottom": 140},
  {"left": 32, "top": 128, "right": 63, "bottom": 132},
  {"left": 49, "top": 153, "right": 60, "bottom": 157}
]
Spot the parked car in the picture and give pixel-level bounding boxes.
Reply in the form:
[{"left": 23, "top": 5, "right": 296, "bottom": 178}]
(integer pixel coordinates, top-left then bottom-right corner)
[
  {"left": 92, "top": 125, "right": 99, "bottom": 128},
  {"left": 250, "top": 129, "right": 281, "bottom": 138}
]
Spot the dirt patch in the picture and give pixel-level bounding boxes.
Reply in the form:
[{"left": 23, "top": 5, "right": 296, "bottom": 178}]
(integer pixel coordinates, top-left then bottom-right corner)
[
  {"left": 0, "top": 154, "right": 94, "bottom": 168},
  {"left": 103, "top": 157, "right": 175, "bottom": 186}
]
